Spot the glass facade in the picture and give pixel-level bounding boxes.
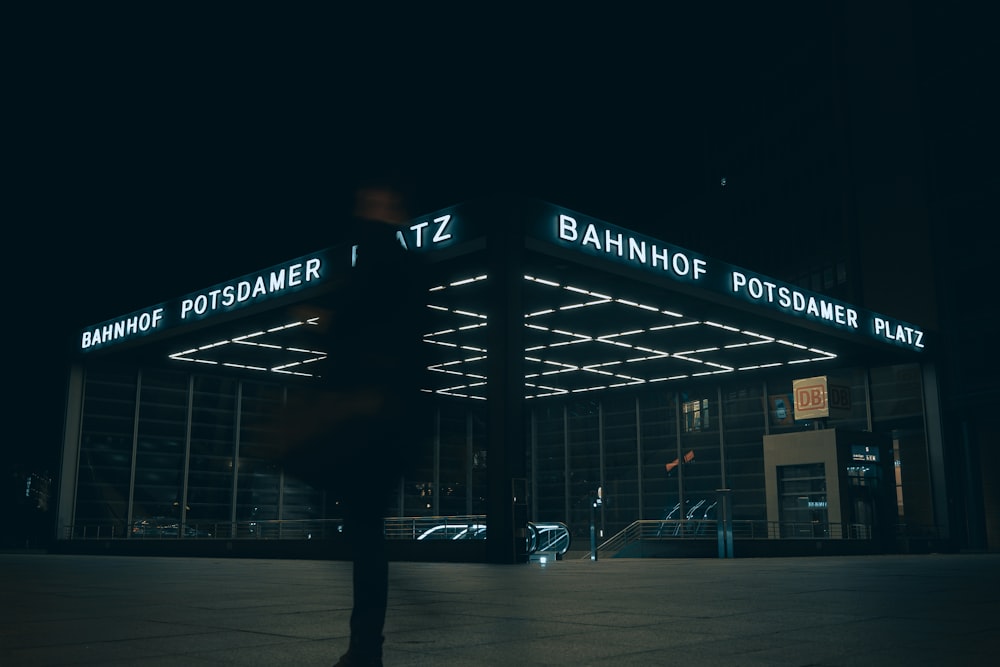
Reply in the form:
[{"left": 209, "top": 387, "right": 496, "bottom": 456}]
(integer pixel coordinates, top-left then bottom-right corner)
[
  {"left": 67, "top": 359, "right": 937, "bottom": 550},
  {"left": 72, "top": 368, "right": 321, "bottom": 539},
  {"left": 516, "top": 366, "right": 933, "bottom": 546},
  {"left": 527, "top": 384, "right": 760, "bottom": 544}
]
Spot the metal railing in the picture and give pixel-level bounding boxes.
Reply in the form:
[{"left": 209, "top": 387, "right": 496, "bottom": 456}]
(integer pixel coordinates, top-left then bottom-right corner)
[
  {"left": 384, "top": 515, "right": 486, "bottom": 541},
  {"left": 73, "top": 517, "right": 948, "bottom": 560},
  {"left": 63, "top": 515, "right": 573, "bottom": 556},
  {"left": 587, "top": 519, "right": 880, "bottom": 559},
  {"left": 64, "top": 519, "right": 343, "bottom": 541}
]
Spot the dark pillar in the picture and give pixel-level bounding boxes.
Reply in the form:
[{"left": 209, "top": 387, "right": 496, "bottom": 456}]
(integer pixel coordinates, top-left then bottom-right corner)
[{"left": 486, "top": 200, "right": 527, "bottom": 564}]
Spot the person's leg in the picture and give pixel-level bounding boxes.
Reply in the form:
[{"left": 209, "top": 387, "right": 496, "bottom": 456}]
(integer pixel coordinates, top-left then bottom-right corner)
[
  {"left": 346, "top": 496, "right": 388, "bottom": 662},
  {"left": 335, "top": 419, "right": 412, "bottom": 666}
]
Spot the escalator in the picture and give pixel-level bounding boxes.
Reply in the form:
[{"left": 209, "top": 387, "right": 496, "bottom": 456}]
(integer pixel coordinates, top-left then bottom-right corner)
[{"left": 415, "top": 521, "right": 572, "bottom": 557}]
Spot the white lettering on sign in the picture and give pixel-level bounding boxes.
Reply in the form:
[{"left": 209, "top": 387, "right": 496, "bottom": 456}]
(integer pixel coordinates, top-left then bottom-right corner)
[
  {"left": 558, "top": 215, "right": 707, "bottom": 281},
  {"left": 81, "top": 307, "right": 165, "bottom": 349},
  {"left": 406, "top": 214, "right": 453, "bottom": 249},
  {"left": 730, "top": 271, "right": 860, "bottom": 329},
  {"left": 545, "top": 206, "right": 926, "bottom": 353},
  {"left": 180, "top": 257, "right": 322, "bottom": 320},
  {"left": 873, "top": 317, "right": 925, "bottom": 349}
]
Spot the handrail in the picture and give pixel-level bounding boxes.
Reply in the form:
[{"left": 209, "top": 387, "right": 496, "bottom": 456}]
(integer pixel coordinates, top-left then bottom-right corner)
[
  {"left": 67, "top": 518, "right": 943, "bottom": 554},
  {"left": 385, "top": 515, "right": 487, "bottom": 540},
  {"left": 62, "top": 516, "right": 573, "bottom": 555},
  {"left": 585, "top": 519, "right": 884, "bottom": 559},
  {"left": 530, "top": 522, "right": 572, "bottom": 555}
]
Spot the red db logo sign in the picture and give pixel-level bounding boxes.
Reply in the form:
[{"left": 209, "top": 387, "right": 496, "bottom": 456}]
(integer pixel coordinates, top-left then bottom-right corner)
[
  {"left": 792, "top": 376, "right": 830, "bottom": 420},
  {"left": 796, "top": 384, "right": 826, "bottom": 410}
]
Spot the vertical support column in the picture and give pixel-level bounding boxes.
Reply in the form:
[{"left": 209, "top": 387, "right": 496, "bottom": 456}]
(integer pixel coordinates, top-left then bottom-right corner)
[
  {"left": 716, "top": 387, "right": 734, "bottom": 557},
  {"left": 230, "top": 381, "right": 243, "bottom": 538},
  {"left": 598, "top": 400, "right": 606, "bottom": 542},
  {"left": 590, "top": 493, "right": 599, "bottom": 561},
  {"left": 921, "top": 363, "right": 949, "bottom": 540},
  {"left": 563, "top": 405, "right": 570, "bottom": 527},
  {"left": 716, "top": 488, "right": 734, "bottom": 558},
  {"left": 635, "top": 396, "right": 644, "bottom": 522},
  {"left": 529, "top": 409, "right": 538, "bottom": 521},
  {"left": 277, "top": 468, "right": 285, "bottom": 538},
  {"left": 179, "top": 375, "right": 194, "bottom": 537},
  {"left": 762, "top": 381, "right": 770, "bottom": 436},
  {"left": 674, "top": 393, "right": 685, "bottom": 528},
  {"left": 717, "top": 385, "right": 727, "bottom": 492},
  {"left": 433, "top": 409, "right": 441, "bottom": 516},
  {"left": 486, "top": 201, "right": 526, "bottom": 564},
  {"left": 57, "top": 364, "right": 85, "bottom": 540},
  {"left": 466, "top": 411, "right": 474, "bottom": 517},
  {"left": 278, "top": 386, "right": 288, "bottom": 533},
  {"left": 863, "top": 370, "right": 874, "bottom": 432},
  {"left": 126, "top": 370, "right": 142, "bottom": 536}
]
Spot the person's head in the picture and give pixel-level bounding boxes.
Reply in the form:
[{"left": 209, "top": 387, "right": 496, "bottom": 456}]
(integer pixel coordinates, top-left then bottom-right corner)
[
  {"left": 353, "top": 184, "right": 409, "bottom": 226},
  {"left": 351, "top": 169, "right": 414, "bottom": 227}
]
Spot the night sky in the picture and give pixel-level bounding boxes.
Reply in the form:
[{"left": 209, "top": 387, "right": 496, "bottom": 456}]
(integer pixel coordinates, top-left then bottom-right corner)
[{"left": 7, "top": 5, "right": 990, "bottom": 480}]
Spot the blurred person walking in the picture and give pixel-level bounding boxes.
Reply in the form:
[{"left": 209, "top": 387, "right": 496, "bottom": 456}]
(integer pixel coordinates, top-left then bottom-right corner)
[{"left": 284, "top": 178, "right": 430, "bottom": 667}]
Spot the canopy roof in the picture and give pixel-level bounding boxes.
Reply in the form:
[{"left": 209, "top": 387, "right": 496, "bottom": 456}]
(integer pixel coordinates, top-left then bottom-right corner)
[{"left": 77, "top": 199, "right": 929, "bottom": 399}]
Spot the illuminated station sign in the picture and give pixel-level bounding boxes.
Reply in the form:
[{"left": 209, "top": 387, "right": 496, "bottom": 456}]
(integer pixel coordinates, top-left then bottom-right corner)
[
  {"left": 79, "top": 252, "right": 334, "bottom": 352},
  {"left": 79, "top": 201, "right": 927, "bottom": 356},
  {"left": 79, "top": 205, "right": 467, "bottom": 354},
  {"left": 528, "top": 203, "right": 926, "bottom": 353}
]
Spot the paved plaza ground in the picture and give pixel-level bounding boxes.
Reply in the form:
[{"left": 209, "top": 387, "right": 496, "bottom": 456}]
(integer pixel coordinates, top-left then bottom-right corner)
[{"left": 2, "top": 551, "right": 997, "bottom": 666}]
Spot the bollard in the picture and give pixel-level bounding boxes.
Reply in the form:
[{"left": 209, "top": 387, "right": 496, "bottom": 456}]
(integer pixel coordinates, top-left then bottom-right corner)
[
  {"left": 716, "top": 488, "right": 734, "bottom": 558},
  {"left": 590, "top": 487, "right": 603, "bottom": 561}
]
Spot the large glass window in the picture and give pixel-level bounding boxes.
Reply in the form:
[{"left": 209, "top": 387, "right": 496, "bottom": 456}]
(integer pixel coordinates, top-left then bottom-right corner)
[
  {"left": 639, "top": 391, "right": 676, "bottom": 521},
  {"left": 469, "top": 408, "right": 488, "bottom": 517},
  {"left": 236, "top": 381, "right": 283, "bottom": 536},
  {"left": 677, "top": 391, "right": 721, "bottom": 531},
  {"left": 280, "top": 475, "right": 324, "bottom": 538},
  {"left": 131, "top": 370, "right": 188, "bottom": 530},
  {"left": 187, "top": 376, "right": 237, "bottom": 532},
  {"left": 603, "top": 394, "right": 638, "bottom": 536},
  {"left": 438, "top": 404, "right": 470, "bottom": 516},
  {"left": 722, "top": 382, "right": 766, "bottom": 523},
  {"left": 825, "top": 367, "right": 869, "bottom": 431},
  {"left": 567, "top": 400, "right": 600, "bottom": 541},
  {"left": 401, "top": 425, "right": 434, "bottom": 517},
  {"left": 534, "top": 403, "right": 567, "bottom": 524},
  {"left": 76, "top": 368, "right": 137, "bottom": 534},
  {"left": 682, "top": 397, "right": 710, "bottom": 432}
]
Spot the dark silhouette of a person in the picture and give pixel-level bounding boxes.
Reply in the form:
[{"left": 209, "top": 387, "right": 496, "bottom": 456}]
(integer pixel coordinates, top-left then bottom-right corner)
[
  {"left": 323, "top": 184, "right": 429, "bottom": 667},
  {"left": 281, "top": 181, "right": 429, "bottom": 667}
]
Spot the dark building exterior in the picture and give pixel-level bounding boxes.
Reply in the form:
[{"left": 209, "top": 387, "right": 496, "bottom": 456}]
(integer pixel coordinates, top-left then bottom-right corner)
[
  {"left": 650, "top": 2, "right": 997, "bottom": 552},
  {"left": 56, "top": 198, "right": 960, "bottom": 561},
  {"left": 49, "top": 5, "right": 997, "bottom": 560}
]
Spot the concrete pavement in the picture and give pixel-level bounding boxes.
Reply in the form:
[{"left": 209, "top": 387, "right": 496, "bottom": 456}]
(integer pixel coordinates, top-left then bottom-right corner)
[{"left": 2, "top": 551, "right": 997, "bottom": 666}]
